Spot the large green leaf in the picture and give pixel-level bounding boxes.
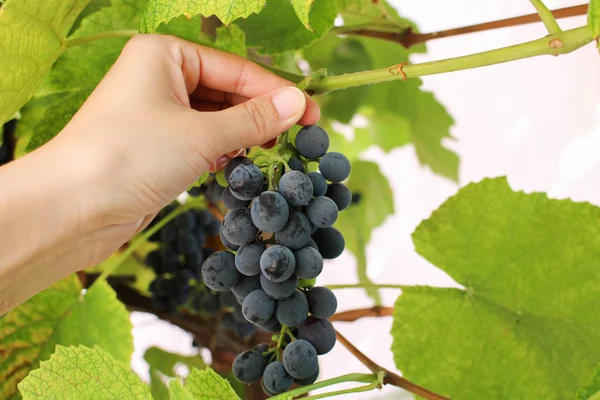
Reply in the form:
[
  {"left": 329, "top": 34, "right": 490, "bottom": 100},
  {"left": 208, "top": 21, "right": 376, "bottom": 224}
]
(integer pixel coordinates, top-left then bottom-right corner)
[
  {"left": 25, "top": 0, "right": 201, "bottom": 152},
  {"left": 237, "top": 0, "right": 337, "bottom": 54},
  {"left": 215, "top": 24, "right": 247, "bottom": 57},
  {"left": 18, "top": 346, "right": 152, "bottom": 399},
  {"left": 590, "top": 0, "right": 600, "bottom": 51},
  {"left": 392, "top": 177, "right": 600, "bottom": 399},
  {"left": 169, "top": 379, "right": 196, "bottom": 400},
  {"left": 144, "top": 346, "right": 206, "bottom": 377},
  {"left": 0, "top": 276, "right": 133, "bottom": 399},
  {"left": 140, "top": 0, "right": 265, "bottom": 32},
  {"left": 291, "top": 0, "right": 315, "bottom": 31},
  {"left": 576, "top": 363, "right": 600, "bottom": 400},
  {"left": 336, "top": 161, "right": 394, "bottom": 305},
  {"left": 185, "top": 367, "right": 240, "bottom": 400},
  {"left": 0, "top": 0, "right": 90, "bottom": 125}
]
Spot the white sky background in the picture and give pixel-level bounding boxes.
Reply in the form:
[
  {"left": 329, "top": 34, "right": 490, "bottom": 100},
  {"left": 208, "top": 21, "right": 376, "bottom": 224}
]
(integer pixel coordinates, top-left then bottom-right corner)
[{"left": 131, "top": 1, "right": 600, "bottom": 398}]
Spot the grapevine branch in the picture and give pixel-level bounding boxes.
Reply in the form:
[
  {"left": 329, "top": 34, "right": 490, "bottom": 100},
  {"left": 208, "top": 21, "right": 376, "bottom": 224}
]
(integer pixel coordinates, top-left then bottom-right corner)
[
  {"left": 528, "top": 0, "right": 562, "bottom": 34},
  {"left": 335, "top": 330, "right": 450, "bottom": 400},
  {"left": 329, "top": 306, "right": 394, "bottom": 322},
  {"left": 336, "top": 4, "right": 587, "bottom": 48}
]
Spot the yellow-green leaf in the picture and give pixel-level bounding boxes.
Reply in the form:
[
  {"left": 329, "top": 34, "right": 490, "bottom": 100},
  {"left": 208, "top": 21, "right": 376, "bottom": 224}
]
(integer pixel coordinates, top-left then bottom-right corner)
[
  {"left": 291, "top": 0, "right": 315, "bottom": 31},
  {"left": 576, "top": 362, "right": 600, "bottom": 400},
  {"left": 18, "top": 346, "right": 151, "bottom": 399},
  {"left": 140, "top": 0, "right": 266, "bottom": 32},
  {"left": 0, "top": 276, "right": 133, "bottom": 399},
  {"left": 144, "top": 346, "right": 206, "bottom": 377},
  {"left": 215, "top": 24, "right": 247, "bottom": 57},
  {"left": 589, "top": 0, "right": 600, "bottom": 51},
  {"left": 0, "top": 0, "right": 90, "bottom": 125},
  {"left": 185, "top": 367, "right": 240, "bottom": 400},
  {"left": 169, "top": 380, "right": 196, "bottom": 400}
]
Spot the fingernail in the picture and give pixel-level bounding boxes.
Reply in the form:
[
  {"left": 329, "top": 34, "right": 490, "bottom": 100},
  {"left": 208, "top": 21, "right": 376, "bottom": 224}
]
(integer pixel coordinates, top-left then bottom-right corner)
[{"left": 272, "top": 87, "right": 304, "bottom": 120}]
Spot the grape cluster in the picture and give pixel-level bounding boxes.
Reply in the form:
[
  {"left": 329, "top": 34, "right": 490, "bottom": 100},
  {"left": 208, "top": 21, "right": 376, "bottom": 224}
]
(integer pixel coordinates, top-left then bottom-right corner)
[{"left": 200, "top": 125, "right": 348, "bottom": 394}]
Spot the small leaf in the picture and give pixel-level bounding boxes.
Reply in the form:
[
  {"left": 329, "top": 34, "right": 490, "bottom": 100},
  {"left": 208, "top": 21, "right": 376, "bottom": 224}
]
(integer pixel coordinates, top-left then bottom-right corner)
[
  {"left": 215, "top": 24, "right": 247, "bottom": 57},
  {"left": 336, "top": 161, "right": 394, "bottom": 304},
  {"left": 237, "top": 0, "right": 337, "bottom": 54},
  {"left": 18, "top": 346, "right": 152, "bottom": 399},
  {"left": 144, "top": 346, "right": 206, "bottom": 377},
  {"left": 140, "top": 0, "right": 266, "bottom": 32},
  {"left": 0, "top": 276, "right": 133, "bottom": 399},
  {"left": 576, "top": 363, "right": 600, "bottom": 399},
  {"left": 169, "top": 379, "right": 196, "bottom": 400},
  {"left": 291, "top": 0, "right": 315, "bottom": 31},
  {"left": 392, "top": 177, "right": 600, "bottom": 399},
  {"left": 0, "top": 0, "right": 90, "bottom": 125},
  {"left": 185, "top": 367, "right": 240, "bottom": 400}
]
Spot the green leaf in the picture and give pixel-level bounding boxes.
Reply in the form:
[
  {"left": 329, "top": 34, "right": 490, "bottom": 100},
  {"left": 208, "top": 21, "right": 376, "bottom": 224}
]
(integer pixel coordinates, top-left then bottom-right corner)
[
  {"left": 392, "top": 177, "right": 600, "bottom": 399},
  {"left": 150, "top": 368, "right": 170, "bottom": 400},
  {"left": 185, "top": 367, "right": 240, "bottom": 400},
  {"left": 215, "top": 24, "right": 247, "bottom": 57},
  {"left": 336, "top": 161, "right": 393, "bottom": 305},
  {"left": 26, "top": 0, "right": 201, "bottom": 152},
  {"left": 140, "top": 0, "right": 266, "bottom": 32},
  {"left": 576, "top": 363, "right": 600, "bottom": 400},
  {"left": 18, "top": 346, "right": 152, "bottom": 399},
  {"left": 0, "top": 275, "right": 133, "bottom": 399},
  {"left": 71, "top": 0, "right": 112, "bottom": 32},
  {"left": 0, "top": 0, "right": 90, "bottom": 125},
  {"left": 169, "top": 379, "right": 196, "bottom": 400},
  {"left": 291, "top": 0, "right": 315, "bottom": 31},
  {"left": 237, "top": 0, "right": 337, "bottom": 54},
  {"left": 589, "top": 0, "right": 600, "bottom": 51},
  {"left": 144, "top": 346, "right": 206, "bottom": 377}
]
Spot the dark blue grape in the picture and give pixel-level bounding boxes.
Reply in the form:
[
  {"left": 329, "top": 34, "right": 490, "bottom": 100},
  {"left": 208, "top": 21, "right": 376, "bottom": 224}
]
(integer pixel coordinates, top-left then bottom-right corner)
[
  {"left": 219, "top": 291, "right": 238, "bottom": 308},
  {"left": 278, "top": 171, "right": 313, "bottom": 207},
  {"left": 255, "top": 315, "right": 281, "bottom": 333},
  {"left": 325, "top": 183, "right": 352, "bottom": 211},
  {"left": 145, "top": 250, "right": 161, "bottom": 271},
  {"left": 222, "top": 187, "right": 251, "bottom": 210},
  {"left": 160, "top": 247, "right": 179, "bottom": 268},
  {"left": 242, "top": 289, "right": 276, "bottom": 324},
  {"left": 149, "top": 276, "right": 170, "bottom": 296},
  {"left": 235, "top": 242, "right": 266, "bottom": 276},
  {"left": 234, "top": 320, "right": 256, "bottom": 339},
  {"left": 319, "top": 152, "right": 351, "bottom": 183},
  {"left": 306, "top": 196, "right": 338, "bottom": 228},
  {"left": 298, "top": 316, "right": 337, "bottom": 355},
  {"left": 275, "top": 211, "right": 311, "bottom": 250},
  {"left": 282, "top": 339, "right": 318, "bottom": 379},
  {"left": 174, "top": 212, "right": 196, "bottom": 232},
  {"left": 288, "top": 157, "right": 305, "bottom": 172},
  {"left": 306, "top": 238, "right": 319, "bottom": 251},
  {"left": 260, "top": 273, "right": 297, "bottom": 300},
  {"left": 254, "top": 343, "right": 270, "bottom": 354},
  {"left": 231, "top": 274, "right": 262, "bottom": 300},
  {"left": 232, "top": 350, "right": 265, "bottom": 384},
  {"left": 229, "top": 163, "right": 264, "bottom": 199},
  {"left": 261, "top": 379, "right": 277, "bottom": 397},
  {"left": 224, "top": 156, "right": 252, "bottom": 181},
  {"left": 176, "top": 233, "right": 199, "bottom": 255},
  {"left": 260, "top": 245, "right": 296, "bottom": 282},
  {"left": 263, "top": 362, "right": 293, "bottom": 395},
  {"left": 251, "top": 191, "right": 289, "bottom": 232},
  {"left": 222, "top": 208, "right": 258, "bottom": 245},
  {"left": 184, "top": 252, "right": 204, "bottom": 278},
  {"left": 205, "top": 180, "right": 226, "bottom": 203},
  {"left": 295, "top": 125, "right": 330, "bottom": 160},
  {"left": 220, "top": 228, "right": 241, "bottom": 251},
  {"left": 294, "top": 246, "right": 323, "bottom": 279},
  {"left": 195, "top": 210, "right": 214, "bottom": 226},
  {"left": 159, "top": 224, "right": 177, "bottom": 244},
  {"left": 312, "top": 227, "right": 345, "bottom": 259},
  {"left": 307, "top": 287, "right": 337, "bottom": 319},
  {"left": 307, "top": 172, "right": 327, "bottom": 197},
  {"left": 295, "top": 364, "right": 319, "bottom": 386},
  {"left": 276, "top": 290, "right": 308, "bottom": 327},
  {"left": 202, "top": 251, "right": 240, "bottom": 291},
  {"left": 200, "top": 292, "right": 221, "bottom": 315}
]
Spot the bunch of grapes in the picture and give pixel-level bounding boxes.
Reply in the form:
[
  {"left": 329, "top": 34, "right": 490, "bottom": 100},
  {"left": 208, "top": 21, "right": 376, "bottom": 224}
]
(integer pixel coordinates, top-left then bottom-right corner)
[{"left": 201, "top": 125, "right": 349, "bottom": 395}]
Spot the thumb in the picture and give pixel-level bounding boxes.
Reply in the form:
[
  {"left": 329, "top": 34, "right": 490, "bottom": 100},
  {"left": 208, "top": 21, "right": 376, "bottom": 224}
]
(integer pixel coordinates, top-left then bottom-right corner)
[{"left": 200, "top": 87, "right": 307, "bottom": 158}]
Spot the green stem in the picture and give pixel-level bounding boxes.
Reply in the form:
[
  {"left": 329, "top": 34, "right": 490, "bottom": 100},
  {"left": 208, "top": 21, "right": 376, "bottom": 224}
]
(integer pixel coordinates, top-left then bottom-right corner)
[
  {"left": 529, "top": 0, "right": 562, "bottom": 34},
  {"left": 302, "top": 381, "right": 380, "bottom": 400},
  {"left": 332, "top": 22, "right": 402, "bottom": 34},
  {"left": 327, "top": 283, "right": 406, "bottom": 291},
  {"left": 308, "top": 25, "right": 592, "bottom": 95},
  {"left": 272, "top": 373, "right": 376, "bottom": 400},
  {"left": 588, "top": 391, "right": 600, "bottom": 400},
  {"left": 66, "top": 30, "right": 139, "bottom": 48},
  {"left": 93, "top": 200, "right": 203, "bottom": 285}
]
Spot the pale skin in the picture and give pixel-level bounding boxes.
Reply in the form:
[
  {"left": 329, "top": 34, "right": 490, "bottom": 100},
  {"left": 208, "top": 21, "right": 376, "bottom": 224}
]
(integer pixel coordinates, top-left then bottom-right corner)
[{"left": 0, "top": 35, "right": 321, "bottom": 315}]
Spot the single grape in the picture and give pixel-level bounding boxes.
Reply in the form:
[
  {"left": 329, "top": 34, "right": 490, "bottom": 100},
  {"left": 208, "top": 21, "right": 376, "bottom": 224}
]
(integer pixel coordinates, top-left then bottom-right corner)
[
  {"left": 159, "top": 224, "right": 177, "bottom": 244},
  {"left": 282, "top": 339, "right": 318, "bottom": 379},
  {"left": 294, "top": 246, "right": 323, "bottom": 279},
  {"left": 222, "top": 187, "right": 251, "bottom": 210},
  {"left": 232, "top": 350, "right": 265, "bottom": 384},
  {"left": 260, "top": 245, "right": 296, "bottom": 282},
  {"left": 254, "top": 343, "right": 270, "bottom": 354},
  {"left": 220, "top": 290, "right": 238, "bottom": 308},
  {"left": 295, "top": 364, "right": 319, "bottom": 386},
  {"left": 242, "top": 289, "right": 276, "bottom": 324},
  {"left": 261, "top": 379, "right": 278, "bottom": 397},
  {"left": 202, "top": 251, "right": 241, "bottom": 291},
  {"left": 288, "top": 157, "right": 305, "bottom": 172},
  {"left": 312, "top": 227, "right": 345, "bottom": 259},
  {"left": 325, "top": 183, "right": 352, "bottom": 211},
  {"left": 145, "top": 250, "right": 161, "bottom": 271},
  {"left": 307, "top": 172, "right": 327, "bottom": 197},
  {"left": 235, "top": 242, "right": 266, "bottom": 276},
  {"left": 295, "top": 125, "right": 330, "bottom": 160},
  {"left": 231, "top": 274, "right": 262, "bottom": 300},
  {"left": 255, "top": 315, "right": 281, "bottom": 333},
  {"left": 298, "top": 316, "right": 337, "bottom": 355},
  {"left": 205, "top": 180, "right": 226, "bottom": 203},
  {"left": 260, "top": 273, "right": 298, "bottom": 300},
  {"left": 205, "top": 218, "right": 221, "bottom": 236},
  {"left": 224, "top": 156, "right": 252, "bottom": 181},
  {"left": 275, "top": 211, "right": 311, "bottom": 250},
  {"left": 278, "top": 171, "right": 313, "bottom": 207},
  {"left": 306, "top": 196, "right": 338, "bottom": 228},
  {"left": 220, "top": 228, "right": 241, "bottom": 251},
  {"left": 263, "top": 362, "right": 293, "bottom": 395},
  {"left": 174, "top": 211, "right": 196, "bottom": 233},
  {"left": 319, "top": 152, "right": 351, "bottom": 183},
  {"left": 200, "top": 292, "right": 221, "bottom": 315},
  {"left": 305, "top": 238, "right": 319, "bottom": 251},
  {"left": 221, "top": 208, "right": 258, "bottom": 245},
  {"left": 307, "top": 287, "right": 337, "bottom": 319},
  {"left": 232, "top": 303, "right": 246, "bottom": 322},
  {"left": 251, "top": 191, "right": 290, "bottom": 232},
  {"left": 176, "top": 233, "right": 199, "bottom": 255},
  {"left": 276, "top": 290, "right": 309, "bottom": 327},
  {"left": 195, "top": 209, "right": 214, "bottom": 226},
  {"left": 160, "top": 247, "right": 179, "bottom": 268},
  {"left": 235, "top": 320, "right": 256, "bottom": 339},
  {"left": 228, "top": 163, "right": 264, "bottom": 199}
]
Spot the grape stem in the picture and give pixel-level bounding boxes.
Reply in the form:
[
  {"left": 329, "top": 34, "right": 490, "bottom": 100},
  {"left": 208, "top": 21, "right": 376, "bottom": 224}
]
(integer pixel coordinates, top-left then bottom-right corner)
[
  {"left": 270, "top": 373, "right": 376, "bottom": 400},
  {"left": 66, "top": 30, "right": 139, "bottom": 48},
  {"left": 528, "top": 0, "right": 562, "bottom": 35}
]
